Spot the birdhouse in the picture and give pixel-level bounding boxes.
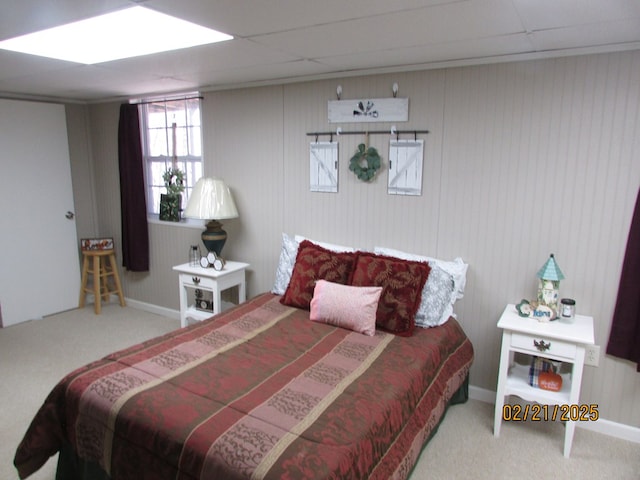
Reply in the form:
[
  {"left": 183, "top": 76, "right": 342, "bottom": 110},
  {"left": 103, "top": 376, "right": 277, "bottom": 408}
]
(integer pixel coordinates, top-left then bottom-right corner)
[{"left": 536, "top": 254, "right": 565, "bottom": 315}]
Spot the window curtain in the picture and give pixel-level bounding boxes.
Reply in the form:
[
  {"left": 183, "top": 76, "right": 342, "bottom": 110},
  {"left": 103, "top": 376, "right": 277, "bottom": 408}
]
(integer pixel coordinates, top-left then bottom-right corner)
[
  {"left": 118, "top": 103, "right": 150, "bottom": 272},
  {"left": 606, "top": 187, "right": 640, "bottom": 372}
]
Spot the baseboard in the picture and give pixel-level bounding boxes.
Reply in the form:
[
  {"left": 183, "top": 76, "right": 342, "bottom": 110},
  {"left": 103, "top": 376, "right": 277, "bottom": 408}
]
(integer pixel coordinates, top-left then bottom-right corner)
[
  {"left": 469, "top": 385, "right": 497, "bottom": 404},
  {"left": 123, "top": 298, "right": 238, "bottom": 321},
  {"left": 577, "top": 416, "right": 640, "bottom": 443},
  {"left": 82, "top": 294, "right": 180, "bottom": 320},
  {"left": 469, "top": 385, "right": 640, "bottom": 444},
  {"left": 124, "top": 297, "right": 180, "bottom": 320}
]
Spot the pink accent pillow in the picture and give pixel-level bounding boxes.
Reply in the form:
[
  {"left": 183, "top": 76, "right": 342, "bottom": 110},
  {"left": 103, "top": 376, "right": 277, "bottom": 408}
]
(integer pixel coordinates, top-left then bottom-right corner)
[{"left": 310, "top": 280, "right": 382, "bottom": 336}]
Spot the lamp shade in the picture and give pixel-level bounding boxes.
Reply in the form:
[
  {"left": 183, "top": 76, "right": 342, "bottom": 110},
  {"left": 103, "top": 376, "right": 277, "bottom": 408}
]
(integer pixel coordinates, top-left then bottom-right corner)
[{"left": 183, "top": 177, "right": 238, "bottom": 220}]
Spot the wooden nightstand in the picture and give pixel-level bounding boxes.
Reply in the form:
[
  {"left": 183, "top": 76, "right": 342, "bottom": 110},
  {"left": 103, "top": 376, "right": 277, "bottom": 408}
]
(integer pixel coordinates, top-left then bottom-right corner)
[
  {"left": 173, "top": 261, "right": 249, "bottom": 327},
  {"left": 493, "top": 304, "right": 594, "bottom": 457}
]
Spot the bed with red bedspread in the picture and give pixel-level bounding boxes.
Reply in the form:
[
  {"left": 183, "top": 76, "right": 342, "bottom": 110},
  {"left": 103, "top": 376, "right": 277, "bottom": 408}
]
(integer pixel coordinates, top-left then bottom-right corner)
[{"left": 15, "top": 292, "right": 473, "bottom": 480}]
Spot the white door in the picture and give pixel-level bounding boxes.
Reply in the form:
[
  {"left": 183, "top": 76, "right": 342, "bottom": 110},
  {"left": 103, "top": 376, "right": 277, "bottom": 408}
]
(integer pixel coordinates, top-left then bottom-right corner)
[{"left": 0, "top": 99, "right": 80, "bottom": 326}]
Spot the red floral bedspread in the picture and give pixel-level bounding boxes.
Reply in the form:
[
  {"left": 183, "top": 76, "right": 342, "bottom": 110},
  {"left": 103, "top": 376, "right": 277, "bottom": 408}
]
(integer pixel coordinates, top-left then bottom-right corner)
[{"left": 15, "top": 293, "right": 473, "bottom": 480}]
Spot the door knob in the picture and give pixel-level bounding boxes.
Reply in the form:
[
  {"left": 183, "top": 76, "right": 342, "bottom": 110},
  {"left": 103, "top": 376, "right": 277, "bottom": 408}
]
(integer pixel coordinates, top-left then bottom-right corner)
[{"left": 65, "top": 211, "right": 75, "bottom": 219}]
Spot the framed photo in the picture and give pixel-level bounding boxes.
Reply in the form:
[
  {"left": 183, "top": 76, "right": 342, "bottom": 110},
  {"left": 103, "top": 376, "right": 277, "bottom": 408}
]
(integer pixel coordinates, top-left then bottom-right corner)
[
  {"left": 194, "top": 288, "right": 214, "bottom": 312},
  {"left": 81, "top": 237, "right": 114, "bottom": 251}
]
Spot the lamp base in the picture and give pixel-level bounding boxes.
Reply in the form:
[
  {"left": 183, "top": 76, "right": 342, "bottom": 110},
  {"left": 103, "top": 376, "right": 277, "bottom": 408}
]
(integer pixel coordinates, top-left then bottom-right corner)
[{"left": 202, "top": 220, "right": 227, "bottom": 256}]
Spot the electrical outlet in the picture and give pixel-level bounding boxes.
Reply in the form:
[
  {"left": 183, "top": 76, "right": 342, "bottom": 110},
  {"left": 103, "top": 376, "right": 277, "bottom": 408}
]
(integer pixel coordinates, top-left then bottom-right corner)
[{"left": 585, "top": 344, "right": 600, "bottom": 367}]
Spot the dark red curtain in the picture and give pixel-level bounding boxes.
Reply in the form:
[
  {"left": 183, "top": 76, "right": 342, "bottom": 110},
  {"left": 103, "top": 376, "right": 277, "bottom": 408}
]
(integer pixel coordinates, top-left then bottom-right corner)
[
  {"left": 118, "top": 103, "right": 150, "bottom": 272},
  {"left": 607, "top": 187, "right": 640, "bottom": 371}
]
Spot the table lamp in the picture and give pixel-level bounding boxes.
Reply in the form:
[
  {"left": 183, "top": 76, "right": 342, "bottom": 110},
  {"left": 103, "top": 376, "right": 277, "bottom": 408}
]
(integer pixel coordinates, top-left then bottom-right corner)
[{"left": 183, "top": 177, "right": 238, "bottom": 256}]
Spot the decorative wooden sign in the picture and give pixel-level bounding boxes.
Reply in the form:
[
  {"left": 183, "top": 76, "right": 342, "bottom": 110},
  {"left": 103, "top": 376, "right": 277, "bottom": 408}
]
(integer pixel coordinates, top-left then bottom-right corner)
[
  {"left": 328, "top": 98, "right": 408, "bottom": 123},
  {"left": 81, "top": 237, "right": 114, "bottom": 251}
]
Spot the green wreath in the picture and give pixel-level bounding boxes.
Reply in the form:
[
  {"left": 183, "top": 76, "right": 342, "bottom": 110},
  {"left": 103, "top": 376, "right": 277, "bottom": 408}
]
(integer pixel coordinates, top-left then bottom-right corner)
[
  {"left": 162, "top": 168, "right": 185, "bottom": 195},
  {"left": 349, "top": 143, "right": 381, "bottom": 182}
]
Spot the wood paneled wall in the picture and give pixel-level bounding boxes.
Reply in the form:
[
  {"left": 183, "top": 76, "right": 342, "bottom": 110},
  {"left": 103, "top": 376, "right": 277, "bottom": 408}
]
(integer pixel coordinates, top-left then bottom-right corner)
[{"left": 79, "top": 50, "right": 640, "bottom": 427}]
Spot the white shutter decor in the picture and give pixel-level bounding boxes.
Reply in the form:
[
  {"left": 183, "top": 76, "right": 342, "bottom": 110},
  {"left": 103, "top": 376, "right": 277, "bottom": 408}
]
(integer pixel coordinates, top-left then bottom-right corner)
[
  {"left": 388, "top": 139, "right": 424, "bottom": 195},
  {"left": 310, "top": 142, "right": 338, "bottom": 192}
]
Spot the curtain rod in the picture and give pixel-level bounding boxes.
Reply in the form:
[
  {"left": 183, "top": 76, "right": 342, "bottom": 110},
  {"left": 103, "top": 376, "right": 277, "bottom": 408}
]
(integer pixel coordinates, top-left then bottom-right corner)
[
  {"left": 307, "top": 129, "right": 429, "bottom": 140},
  {"left": 131, "top": 95, "right": 203, "bottom": 106}
]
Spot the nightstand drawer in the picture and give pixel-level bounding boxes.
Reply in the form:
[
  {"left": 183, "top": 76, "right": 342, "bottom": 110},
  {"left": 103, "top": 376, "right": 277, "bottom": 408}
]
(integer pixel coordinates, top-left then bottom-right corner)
[
  {"left": 511, "top": 332, "right": 577, "bottom": 360},
  {"left": 180, "top": 274, "right": 215, "bottom": 290}
]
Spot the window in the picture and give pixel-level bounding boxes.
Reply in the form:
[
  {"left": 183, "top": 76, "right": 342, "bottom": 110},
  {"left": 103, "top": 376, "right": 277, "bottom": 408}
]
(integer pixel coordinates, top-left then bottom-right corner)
[{"left": 138, "top": 94, "right": 203, "bottom": 217}]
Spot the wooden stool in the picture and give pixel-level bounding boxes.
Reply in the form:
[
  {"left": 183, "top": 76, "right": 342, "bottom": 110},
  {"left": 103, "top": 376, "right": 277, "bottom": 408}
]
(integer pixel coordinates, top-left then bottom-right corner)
[{"left": 79, "top": 249, "right": 126, "bottom": 314}]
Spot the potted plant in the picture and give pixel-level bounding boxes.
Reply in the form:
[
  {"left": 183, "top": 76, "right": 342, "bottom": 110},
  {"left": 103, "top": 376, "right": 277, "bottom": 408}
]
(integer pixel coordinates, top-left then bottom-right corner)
[{"left": 159, "top": 167, "right": 185, "bottom": 221}]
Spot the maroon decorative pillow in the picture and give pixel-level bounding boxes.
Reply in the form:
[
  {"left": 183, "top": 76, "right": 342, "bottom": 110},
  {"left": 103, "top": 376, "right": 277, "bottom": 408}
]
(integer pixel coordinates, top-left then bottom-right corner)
[
  {"left": 281, "top": 240, "right": 358, "bottom": 310},
  {"left": 349, "top": 252, "right": 431, "bottom": 336}
]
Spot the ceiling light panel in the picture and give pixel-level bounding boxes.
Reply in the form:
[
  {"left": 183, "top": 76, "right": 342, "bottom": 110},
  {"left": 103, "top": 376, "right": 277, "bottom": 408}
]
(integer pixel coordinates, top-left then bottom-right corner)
[{"left": 0, "top": 6, "right": 232, "bottom": 64}]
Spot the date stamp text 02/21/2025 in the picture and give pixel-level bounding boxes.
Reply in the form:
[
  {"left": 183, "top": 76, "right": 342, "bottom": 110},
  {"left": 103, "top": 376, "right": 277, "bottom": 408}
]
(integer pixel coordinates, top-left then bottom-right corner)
[{"left": 502, "top": 404, "right": 599, "bottom": 422}]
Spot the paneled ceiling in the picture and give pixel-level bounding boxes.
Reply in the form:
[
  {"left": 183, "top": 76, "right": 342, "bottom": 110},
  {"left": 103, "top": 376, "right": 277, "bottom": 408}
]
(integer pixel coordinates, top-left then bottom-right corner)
[{"left": 1, "top": 0, "right": 639, "bottom": 103}]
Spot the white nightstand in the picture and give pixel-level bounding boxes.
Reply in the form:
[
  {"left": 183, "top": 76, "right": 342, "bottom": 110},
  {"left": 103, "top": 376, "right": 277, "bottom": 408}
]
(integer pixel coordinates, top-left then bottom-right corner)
[
  {"left": 493, "top": 304, "right": 594, "bottom": 458},
  {"left": 173, "top": 261, "right": 249, "bottom": 327}
]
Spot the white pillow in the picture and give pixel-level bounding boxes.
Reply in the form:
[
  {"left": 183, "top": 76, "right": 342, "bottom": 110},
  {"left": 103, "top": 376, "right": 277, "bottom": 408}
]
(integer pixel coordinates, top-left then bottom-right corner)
[
  {"left": 271, "top": 233, "right": 299, "bottom": 295},
  {"left": 272, "top": 234, "right": 359, "bottom": 295},
  {"left": 373, "top": 246, "right": 468, "bottom": 327},
  {"left": 414, "top": 264, "right": 455, "bottom": 327},
  {"left": 294, "top": 235, "right": 356, "bottom": 253},
  {"left": 374, "top": 246, "right": 468, "bottom": 300}
]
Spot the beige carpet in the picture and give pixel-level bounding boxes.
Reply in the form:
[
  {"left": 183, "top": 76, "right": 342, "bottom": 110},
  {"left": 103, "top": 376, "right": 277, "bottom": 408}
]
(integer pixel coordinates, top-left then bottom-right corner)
[{"left": 1, "top": 304, "right": 638, "bottom": 480}]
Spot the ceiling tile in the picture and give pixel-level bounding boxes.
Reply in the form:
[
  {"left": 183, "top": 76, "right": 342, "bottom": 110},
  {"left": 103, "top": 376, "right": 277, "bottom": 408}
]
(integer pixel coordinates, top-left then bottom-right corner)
[
  {"left": 146, "top": 0, "right": 460, "bottom": 36},
  {"left": 194, "top": 60, "right": 335, "bottom": 89},
  {"left": 252, "top": 0, "right": 524, "bottom": 59},
  {"left": 105, "top": 39, "right": 301, "bottom": 77},
  {"left": 0, "top": 62, "right": 188, "bottom": 100},
  {"left": 529, "top": 19, "right": 640, "bottom": 51},
  {"left": 512, "top": 0, "right": 640, "bottom": 31},
  {"left": 317, "top": 33, "right": 535, "bottom": 70}
]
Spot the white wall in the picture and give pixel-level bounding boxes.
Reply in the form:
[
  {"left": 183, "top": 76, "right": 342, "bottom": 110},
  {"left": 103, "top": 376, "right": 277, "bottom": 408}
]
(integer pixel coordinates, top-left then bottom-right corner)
[{"left": 81, "top": 50, "right": 640, "bottom": 428}]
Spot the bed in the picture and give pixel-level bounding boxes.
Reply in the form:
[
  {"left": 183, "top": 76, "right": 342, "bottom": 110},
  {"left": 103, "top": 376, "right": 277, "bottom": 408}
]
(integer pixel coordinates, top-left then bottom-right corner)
[{"left": 15, "top": 237, "right": 473, "bottom": 480}]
